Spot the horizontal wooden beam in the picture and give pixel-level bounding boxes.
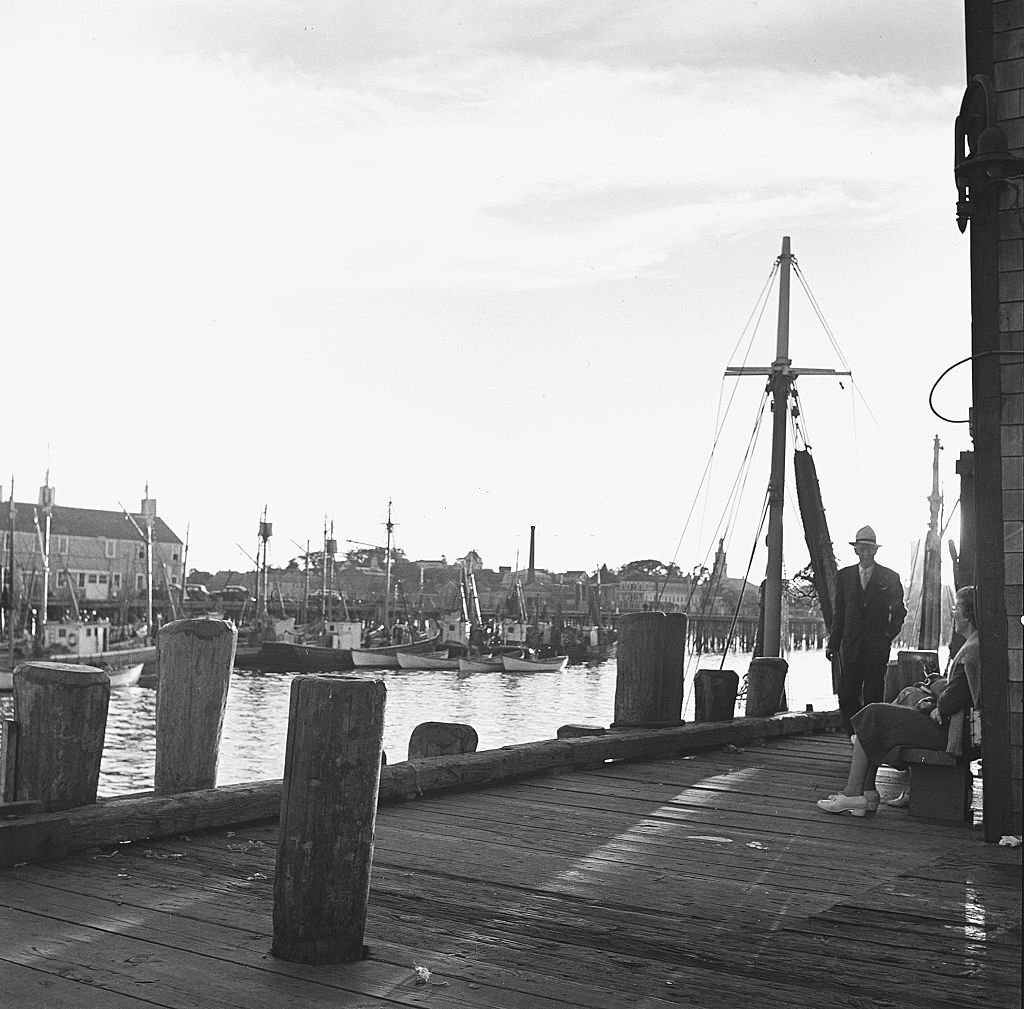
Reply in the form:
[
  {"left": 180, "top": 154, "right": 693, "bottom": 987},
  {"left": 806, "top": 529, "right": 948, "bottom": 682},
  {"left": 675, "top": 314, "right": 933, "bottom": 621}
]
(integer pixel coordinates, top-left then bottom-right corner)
[{"left": 0, "top": 710, "right": 842, "bottom": 867}]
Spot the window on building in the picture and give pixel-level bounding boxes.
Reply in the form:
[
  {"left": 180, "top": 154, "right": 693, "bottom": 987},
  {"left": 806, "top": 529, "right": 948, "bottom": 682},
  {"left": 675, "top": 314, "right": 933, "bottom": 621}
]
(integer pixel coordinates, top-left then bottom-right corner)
[
  {"left": 78, "top": 573, "right": 86, "bottom": 588},
  {"left": 57, "top": 535, "right": 69, "bottom": 554},
  {"left": 105, "top": 540, "right": 116, "bottom": 559},
  {"left": 57, "top": 571, "right": 67, "bottom": 587},
  {"left": 172, "top": 551, "right": 179, "bottom": 561},
  {"left": 98, "top": 574, "right": 108, "bottom": 584},
  {"left": 113, "top": 573, "right": 121, "bottom": 588},
  {"left": 138, "top": 547, "right": 146, "bottom": 560},
  {"left": 88, "top": 574, "right": 98, "bottom": 584},
  {"left": 136, "top": 574, "right": 146, "bottom": 590}
]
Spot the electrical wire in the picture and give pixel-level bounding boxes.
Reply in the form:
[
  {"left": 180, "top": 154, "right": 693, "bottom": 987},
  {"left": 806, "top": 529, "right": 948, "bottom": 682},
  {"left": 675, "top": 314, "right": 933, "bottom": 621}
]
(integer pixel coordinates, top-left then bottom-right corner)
[{"left": 928, "top": 350, "right": 1024, "bottom": 423}]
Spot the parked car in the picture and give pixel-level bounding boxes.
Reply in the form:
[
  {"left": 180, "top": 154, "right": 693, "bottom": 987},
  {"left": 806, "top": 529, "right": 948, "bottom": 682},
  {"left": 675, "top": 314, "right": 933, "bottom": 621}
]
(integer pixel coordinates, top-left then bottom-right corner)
[
  {"left": 185, "top": 583, "right": 213, "bottom": 602},
  {"left": 218, "top": 585, "right": 255, "bottom": 604}
]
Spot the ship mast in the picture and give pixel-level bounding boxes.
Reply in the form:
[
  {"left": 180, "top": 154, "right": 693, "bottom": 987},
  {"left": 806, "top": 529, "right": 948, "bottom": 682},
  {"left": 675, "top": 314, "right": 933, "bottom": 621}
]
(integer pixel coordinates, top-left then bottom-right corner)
[
  {"left": 383, "top": 499, "right": 394, "bottom": 636},
  {"left": 726, "top": 236, "right": 850, "bottom": 658}
]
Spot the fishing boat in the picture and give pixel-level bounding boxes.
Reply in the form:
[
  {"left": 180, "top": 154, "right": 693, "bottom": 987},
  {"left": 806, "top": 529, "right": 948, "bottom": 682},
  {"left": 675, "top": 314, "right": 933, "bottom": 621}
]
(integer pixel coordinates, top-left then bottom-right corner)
[
  {"left": 395, "top": 650, "right": 459, "bottom": 671},
  {"left": 253, "top": 639, "right": 355, "bottom": 673},
  {"left": 501, "top": 653, "right": 569, "bottom": 673},
  {"left": 1, "top": 658, "right": 143, "bottom": 691}
]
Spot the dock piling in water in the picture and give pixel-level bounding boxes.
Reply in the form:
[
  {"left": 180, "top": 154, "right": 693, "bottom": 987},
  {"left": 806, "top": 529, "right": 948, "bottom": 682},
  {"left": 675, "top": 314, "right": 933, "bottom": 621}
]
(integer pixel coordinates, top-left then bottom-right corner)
[
  {"left": 154, "top": 618, "right": 236, "bottom": 794},
  {"left": 273, "top": 675, "right": 386, "bottom": 964}
]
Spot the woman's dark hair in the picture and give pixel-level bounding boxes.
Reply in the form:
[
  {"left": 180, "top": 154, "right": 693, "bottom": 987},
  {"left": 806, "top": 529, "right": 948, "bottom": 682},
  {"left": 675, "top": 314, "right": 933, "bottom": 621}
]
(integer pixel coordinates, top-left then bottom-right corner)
[{"left": 956, "top": 585, "right": 976, "bottom": 626}]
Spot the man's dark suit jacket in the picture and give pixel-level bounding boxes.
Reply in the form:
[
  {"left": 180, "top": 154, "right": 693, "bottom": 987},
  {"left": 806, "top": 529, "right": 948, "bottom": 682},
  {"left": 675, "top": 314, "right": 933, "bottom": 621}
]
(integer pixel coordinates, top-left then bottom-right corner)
[{"left": 828, "top": 563, "right": 907, "bottom": 669}]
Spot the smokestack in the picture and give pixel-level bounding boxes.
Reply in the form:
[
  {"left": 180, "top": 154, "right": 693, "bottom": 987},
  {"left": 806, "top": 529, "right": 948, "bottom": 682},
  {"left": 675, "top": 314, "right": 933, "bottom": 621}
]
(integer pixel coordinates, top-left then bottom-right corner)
[{"left": 527, "top": 525, "right": 536, "bottom": 584}]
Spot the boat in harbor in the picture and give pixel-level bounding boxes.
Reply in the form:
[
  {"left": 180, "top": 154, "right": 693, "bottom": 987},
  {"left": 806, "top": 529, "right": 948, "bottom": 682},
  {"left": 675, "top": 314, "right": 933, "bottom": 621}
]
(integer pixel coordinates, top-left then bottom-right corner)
[
  {"left": 350, "top": 634, "right": 442, "bottom": 669},
  {"left": 457, "top": 655, "right": 507, "bottom": 674},
  {"left": 395, "top": 650, "right": 459, "bottom": 671},
  {"left": 1, "top": 657, "right": 144, "bottom": 691},
  {"left": 1, "top": 618, "right": 154, "bottom": 691},
  {"left": 501, "top": 653, "right": 569, "bottom": 673}
]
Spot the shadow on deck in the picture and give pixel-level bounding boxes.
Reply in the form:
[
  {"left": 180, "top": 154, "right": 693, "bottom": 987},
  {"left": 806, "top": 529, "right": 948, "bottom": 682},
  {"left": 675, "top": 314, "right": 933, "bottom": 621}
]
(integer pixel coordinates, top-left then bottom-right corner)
[{"left": 0, "top": 732, "right": 1019, "bottom": 1008}]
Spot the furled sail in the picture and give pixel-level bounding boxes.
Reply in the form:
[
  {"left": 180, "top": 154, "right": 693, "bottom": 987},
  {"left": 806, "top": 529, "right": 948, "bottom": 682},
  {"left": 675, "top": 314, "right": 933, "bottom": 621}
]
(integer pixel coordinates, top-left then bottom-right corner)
[{"left": 794, "top": 448, "right": 837, "bottom": 629}]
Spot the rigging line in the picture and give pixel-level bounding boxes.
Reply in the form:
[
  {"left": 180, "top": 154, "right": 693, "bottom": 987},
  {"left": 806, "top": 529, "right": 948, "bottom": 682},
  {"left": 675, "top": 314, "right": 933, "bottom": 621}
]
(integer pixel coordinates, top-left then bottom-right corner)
[
  {"left": 657, "top": 379, "right": 770, "bottom": 600},
  {"left": 929, "top": 349, "right": 1024, "bottom": 424},
  {"left": 671, "top": 387, "right": 770, "bottom": 609},
  {"left": 696, "top": 268, "right": 780, "bottom": 568},
  {"left": 791, "top": 262, "right": 852, "bottom": 372},
  {"left": 719, "top": 487, "right": 771, "bottom": 669}
]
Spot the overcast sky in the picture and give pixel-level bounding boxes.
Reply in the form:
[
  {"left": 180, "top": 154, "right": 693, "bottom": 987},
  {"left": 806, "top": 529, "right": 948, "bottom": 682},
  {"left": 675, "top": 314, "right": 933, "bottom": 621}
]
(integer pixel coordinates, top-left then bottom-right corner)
[{"left": 0, "top": 2, "right": 973, "bottom": 585}]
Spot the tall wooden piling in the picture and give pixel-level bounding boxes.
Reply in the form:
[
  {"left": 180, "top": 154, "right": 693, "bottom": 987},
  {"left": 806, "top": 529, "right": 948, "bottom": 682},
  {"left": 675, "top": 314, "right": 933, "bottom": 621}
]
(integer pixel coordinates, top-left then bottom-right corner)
[
  {"left": 11, "top": 662, "right": 110, "bottom": 811},
  {"left": 273, "top": 675, "right": 386, "bottom": 964},
  {"left": 613, "top": 611, "right": 687, "bottom": 727},
  {"left": 155, "top": 618, "right": 237, "bottom": 794},
  {"left": 745, "top": 657, "right": 789, "bottom": 717}
]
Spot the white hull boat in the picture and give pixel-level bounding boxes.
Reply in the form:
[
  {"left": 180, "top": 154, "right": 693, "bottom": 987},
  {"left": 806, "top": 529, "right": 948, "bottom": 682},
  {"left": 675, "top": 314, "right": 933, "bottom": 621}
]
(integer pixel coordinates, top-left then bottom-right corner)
[
  {"left": 501, "top": 654, "right": 569, "bottom": 673},
  {"left": 1, "top": 659, "right": 144, "bottom": 691},
  {"left": 395, "top": 650, "right": 459, "bottom": 671}
]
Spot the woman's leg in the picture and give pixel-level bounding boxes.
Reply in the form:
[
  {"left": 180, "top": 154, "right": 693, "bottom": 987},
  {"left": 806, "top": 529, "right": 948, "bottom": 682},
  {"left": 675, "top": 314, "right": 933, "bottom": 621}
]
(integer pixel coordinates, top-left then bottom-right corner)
[{"left": 842, "top": 739, "right": 873, "bottom": 796}]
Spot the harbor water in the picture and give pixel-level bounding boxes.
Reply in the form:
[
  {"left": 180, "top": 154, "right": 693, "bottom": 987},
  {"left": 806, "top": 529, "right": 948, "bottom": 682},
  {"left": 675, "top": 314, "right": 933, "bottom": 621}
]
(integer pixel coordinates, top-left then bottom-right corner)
[{"left": 1, "top": 648, "right": 839, "bottom": 798}]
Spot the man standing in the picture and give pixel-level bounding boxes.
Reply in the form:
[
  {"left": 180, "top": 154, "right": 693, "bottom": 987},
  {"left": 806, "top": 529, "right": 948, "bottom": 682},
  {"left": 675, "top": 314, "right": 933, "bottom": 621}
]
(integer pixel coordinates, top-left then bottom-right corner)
[{"left": 827, "top": 525, "right": 907, "bottom": 734}]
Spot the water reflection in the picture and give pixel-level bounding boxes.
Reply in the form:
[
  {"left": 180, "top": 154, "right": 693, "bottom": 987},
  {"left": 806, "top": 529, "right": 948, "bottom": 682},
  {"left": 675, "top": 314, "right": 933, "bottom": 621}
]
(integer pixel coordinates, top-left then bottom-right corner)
[{"left": 0, "top": 649, "right": 834, "bottom": 797}]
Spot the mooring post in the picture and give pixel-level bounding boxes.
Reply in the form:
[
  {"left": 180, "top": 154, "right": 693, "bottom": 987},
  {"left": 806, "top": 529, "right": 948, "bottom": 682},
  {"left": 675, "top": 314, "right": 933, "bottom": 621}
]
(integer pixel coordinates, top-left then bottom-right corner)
[
  {"left": 744, "top": 657, "right": 789, "bottom": 716},
  {"left": 694, "top": 668, "right": 740, "bottom": 721},
  {"left": 11, "top": 662, "right": 110, "bottom": 811},
  {"left": 612, "top": 611, "right": 687, "bottom": 727},
  {"left": 154, "top": 618, "right": 237, "bottom": 794},
  {"left": 273, "top": 675, "right": 386, "bottom": 964}
]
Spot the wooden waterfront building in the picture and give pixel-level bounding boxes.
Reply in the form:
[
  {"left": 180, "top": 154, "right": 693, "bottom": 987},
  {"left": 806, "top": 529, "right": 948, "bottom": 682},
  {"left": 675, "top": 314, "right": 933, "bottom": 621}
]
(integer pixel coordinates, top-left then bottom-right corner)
[
  {"left": 1, "top": 486, "right": 184, "bottom": 633},
  {"left": 957, "top": 0, "right": 1024, "bottom": 838}
]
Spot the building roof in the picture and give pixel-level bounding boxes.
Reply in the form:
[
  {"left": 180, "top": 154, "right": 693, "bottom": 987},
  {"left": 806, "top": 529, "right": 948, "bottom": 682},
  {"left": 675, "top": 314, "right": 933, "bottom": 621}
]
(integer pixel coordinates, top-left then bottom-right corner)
[{"left": 5, "top": 501, "right": 182, "bottom": 545}]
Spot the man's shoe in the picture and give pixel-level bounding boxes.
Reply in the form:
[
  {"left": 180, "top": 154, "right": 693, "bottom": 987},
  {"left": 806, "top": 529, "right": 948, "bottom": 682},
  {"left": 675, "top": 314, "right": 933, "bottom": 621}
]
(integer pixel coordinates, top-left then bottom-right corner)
[
  {"left": 816, "top": 793, "right": 869, "bottom": 817},
  {"left": 864, "top": 790, "right": 880, "bottom": 814},
  {"left": 886, "top": 790, "right": 911, "bottom": 809}
]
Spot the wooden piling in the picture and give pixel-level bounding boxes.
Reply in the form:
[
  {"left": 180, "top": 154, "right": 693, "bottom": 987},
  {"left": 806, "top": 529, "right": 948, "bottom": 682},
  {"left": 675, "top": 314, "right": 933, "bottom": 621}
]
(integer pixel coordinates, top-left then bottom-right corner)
[
  {"left": 613, "top": 611, "right": 687, "bottom": 728},
  {"left": 11, "top": 662, "right": 110, "bottom": 811},
  {"left": 745, "top": 657, "right": 789, "bottom": 717},
  {"left": 154, "top": 618, "right": 237, "bottom": 795},
  {"left": 272, "top": 675, "right": 386, "bottom": 964},
  {"left": 694, "top": 668, "right": 739, "bottom": 722},
  {"left": 408, "top": 721, "right": 478, "bottom": 760}
]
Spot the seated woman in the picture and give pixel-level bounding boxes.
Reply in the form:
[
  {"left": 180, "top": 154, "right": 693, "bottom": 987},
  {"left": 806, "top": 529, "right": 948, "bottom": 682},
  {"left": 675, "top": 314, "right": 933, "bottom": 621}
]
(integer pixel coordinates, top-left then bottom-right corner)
[{"left": 816, "top": 585, "right": 980, "bottom": 818}]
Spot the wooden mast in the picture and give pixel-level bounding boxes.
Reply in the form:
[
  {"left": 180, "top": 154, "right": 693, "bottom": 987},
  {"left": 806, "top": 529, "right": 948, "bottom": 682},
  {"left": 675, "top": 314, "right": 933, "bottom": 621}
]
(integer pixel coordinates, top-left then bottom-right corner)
[
  {"left": 918, "top": 435, "right": 943, "bottom": 649},
  {"left": 383, "top": 499, "right": 393, "bottom": 637},
  {"left": 726, "top": 236, "right": 850, "bottom": 659}
]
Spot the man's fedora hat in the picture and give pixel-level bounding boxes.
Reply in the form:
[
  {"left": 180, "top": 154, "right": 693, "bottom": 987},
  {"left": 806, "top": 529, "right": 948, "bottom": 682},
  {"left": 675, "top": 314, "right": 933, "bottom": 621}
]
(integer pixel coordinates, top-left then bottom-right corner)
[{"left": 850, "top": 525, "right": 880, "bottom": 547}]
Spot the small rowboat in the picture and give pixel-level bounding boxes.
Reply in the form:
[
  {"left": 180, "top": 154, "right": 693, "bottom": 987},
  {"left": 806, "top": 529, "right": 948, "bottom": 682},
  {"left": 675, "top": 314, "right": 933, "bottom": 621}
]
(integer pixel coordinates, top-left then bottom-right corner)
[
  {"left": 395, "top": 650, "right": 459, "bottom": 671},
  {"left": 501, "top": 654, "right": 569, "bottom": 673},
  {"left": 350, "top": 634, "right": 442, "bottom": 670},
  {"left": 457, "top": 655, "right": 506, "bottom": 674}
]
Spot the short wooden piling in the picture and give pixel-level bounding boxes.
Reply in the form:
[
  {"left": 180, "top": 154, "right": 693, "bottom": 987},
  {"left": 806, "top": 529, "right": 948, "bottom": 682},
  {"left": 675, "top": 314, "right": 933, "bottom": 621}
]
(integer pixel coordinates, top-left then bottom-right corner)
[
  {"left": 694, "top": 668, "right": 739, "bottom": 722},
  {"left": 408, "top": 721, "right": 478, "bottom": 760},
  {"left": 11, "top": 662, "right": 110, "bottom": 811},
  {"left": 613, "top": 611, "right": 687, "bottom": 728},
  {"left": 154, "top": 618, "right": 237, "bottom": 794},
  {"left": 744, "top": 657, "right": 788, "bottom": 717},
  {"left": 273, "top": 676, "right": 386, "bottom": 964}
]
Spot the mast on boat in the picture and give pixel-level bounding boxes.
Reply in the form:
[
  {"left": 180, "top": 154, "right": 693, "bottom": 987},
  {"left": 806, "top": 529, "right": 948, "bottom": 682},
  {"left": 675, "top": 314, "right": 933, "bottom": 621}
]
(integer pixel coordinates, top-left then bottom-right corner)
[
  {"left": 918, "top": 436, "right": 943, "bottom": 649},
  {"left": 726, "top": 236, "right": 850, "bottom": 658},
  {"left": 383, "top": 499, "right": 394, "bottom": 637}
]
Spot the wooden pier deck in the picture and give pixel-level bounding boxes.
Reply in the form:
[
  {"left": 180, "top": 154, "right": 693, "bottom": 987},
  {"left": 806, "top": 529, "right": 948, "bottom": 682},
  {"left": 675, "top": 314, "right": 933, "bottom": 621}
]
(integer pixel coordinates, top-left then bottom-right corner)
[{"left": 1, "top": 732, "right": 1020, "bottom": 1008}]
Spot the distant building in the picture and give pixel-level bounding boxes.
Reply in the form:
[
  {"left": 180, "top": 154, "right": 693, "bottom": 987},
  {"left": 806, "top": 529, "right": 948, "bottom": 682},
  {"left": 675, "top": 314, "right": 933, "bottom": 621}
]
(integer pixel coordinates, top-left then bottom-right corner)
[{"left": 1, "top": 484, "right": 183, "bottom": 627}]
